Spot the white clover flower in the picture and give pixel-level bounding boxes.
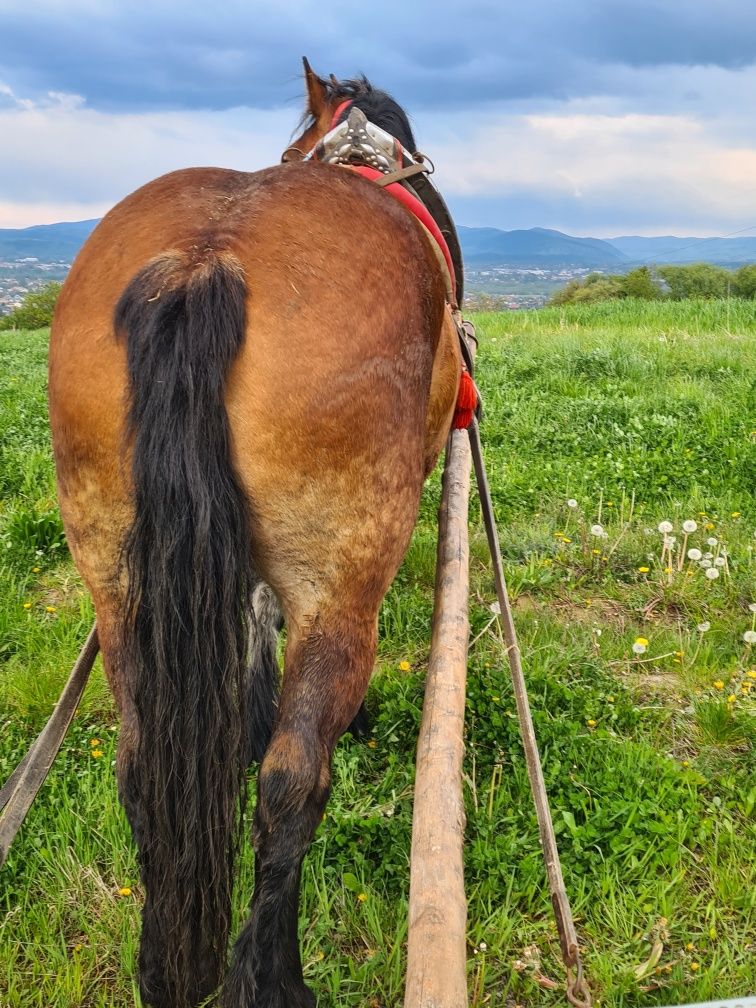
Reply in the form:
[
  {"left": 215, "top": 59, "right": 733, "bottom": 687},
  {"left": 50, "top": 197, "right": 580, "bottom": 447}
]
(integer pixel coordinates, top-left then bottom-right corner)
[
  {"left": 705, "top": 567, "right": 720, "bottom": 580},
  {"left": 687, "top": 548, "right": 702, "bottom": 561},
  {"left": 590, "top": 524, "right": 604, "bottom": 537},
  {"left": 697, "top": 621, "right": 711, "bottom": 632},
  {"left": 706, "top": 537, "right": 718, "bottom": 547},
  {"left": 714, "top": 557, "right": 726, "bottom": 568},
  {"left": 749, "top": 603, "right": 756, "bottom": 614},
  {"left": 744, "top": 630, "right": 756, "bottom": 644},
  {"left": 683, "top": 520, "right": 698, "bottom": 533},
  {"left": 567, "top": 499, "right": 578, "bottom": 508},
  {"left": 700, "top": 558, "right": 712, "bottom": 568},
  {"left": 658, "top": 521, "right": 674, "bottom": 534}
]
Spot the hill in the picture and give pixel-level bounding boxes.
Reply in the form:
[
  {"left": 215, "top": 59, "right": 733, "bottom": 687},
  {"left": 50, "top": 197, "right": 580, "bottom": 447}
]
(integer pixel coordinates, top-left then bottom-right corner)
[
  {"left": 0, "top": 220, "right": 99, "bottom": 262},
  {"left": 608, "top": 234, "right": 756, "bottom": 265},
  {"left": 458, "top": 226, "right": 628, "bottom": 268}
]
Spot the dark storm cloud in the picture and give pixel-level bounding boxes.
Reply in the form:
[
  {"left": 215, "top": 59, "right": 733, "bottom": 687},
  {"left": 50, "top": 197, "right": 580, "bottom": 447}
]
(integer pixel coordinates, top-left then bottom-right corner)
[{"left": 1, "top": 0, "right": 754, "bottom": 113}]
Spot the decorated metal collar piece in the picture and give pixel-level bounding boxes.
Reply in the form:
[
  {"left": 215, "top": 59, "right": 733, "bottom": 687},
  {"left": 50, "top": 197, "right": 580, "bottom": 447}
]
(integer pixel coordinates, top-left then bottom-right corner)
[{"left": 307, "top": 106, "right": 406, "bottom": 174}]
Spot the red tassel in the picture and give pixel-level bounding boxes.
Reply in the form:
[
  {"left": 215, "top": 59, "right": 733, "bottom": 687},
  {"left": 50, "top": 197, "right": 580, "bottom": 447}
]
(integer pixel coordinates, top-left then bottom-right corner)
[{"left": 452, "top": 366, "right": 478, "bottom": 430}]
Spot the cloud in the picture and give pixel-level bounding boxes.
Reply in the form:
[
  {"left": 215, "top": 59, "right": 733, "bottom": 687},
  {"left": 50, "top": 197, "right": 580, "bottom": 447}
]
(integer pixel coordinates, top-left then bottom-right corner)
[
  {"left": 1, "top": 2, "right": 755, "bottom": 234},
  {"left": 1, "top": 1, "right": 754, "bottom": 113}
]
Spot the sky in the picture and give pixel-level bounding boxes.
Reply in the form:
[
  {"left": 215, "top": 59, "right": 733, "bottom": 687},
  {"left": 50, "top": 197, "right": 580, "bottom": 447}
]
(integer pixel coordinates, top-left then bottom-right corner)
[{"left": 1, "top": 0, "right": 755, "bottom": 236}]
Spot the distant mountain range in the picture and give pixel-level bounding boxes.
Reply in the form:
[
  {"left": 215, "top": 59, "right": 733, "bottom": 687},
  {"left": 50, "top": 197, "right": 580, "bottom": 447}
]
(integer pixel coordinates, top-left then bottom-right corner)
[
  {"left": 1, "top": 219, "right": 754, "bottom": 270},
  {"left": 0, "top": 220, "right": 99, "bottom": 261}
]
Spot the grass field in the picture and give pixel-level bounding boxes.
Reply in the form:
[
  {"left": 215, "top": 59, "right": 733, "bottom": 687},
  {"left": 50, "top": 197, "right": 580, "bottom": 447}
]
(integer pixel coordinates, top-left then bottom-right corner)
[{"left": 1, "top": 299, "right": 755, "bottom": 1007}]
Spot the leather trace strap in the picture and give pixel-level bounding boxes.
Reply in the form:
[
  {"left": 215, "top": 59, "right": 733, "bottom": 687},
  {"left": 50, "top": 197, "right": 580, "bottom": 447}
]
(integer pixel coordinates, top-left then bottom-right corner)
[{"left": 456, "top": 323, "right": 592, "bottom": 1008}]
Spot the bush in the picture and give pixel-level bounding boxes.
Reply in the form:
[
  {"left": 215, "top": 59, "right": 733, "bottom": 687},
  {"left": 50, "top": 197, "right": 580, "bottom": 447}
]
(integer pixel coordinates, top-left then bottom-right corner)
[{"left": 0, "top": 282, "right": 62, "bottom": 330}]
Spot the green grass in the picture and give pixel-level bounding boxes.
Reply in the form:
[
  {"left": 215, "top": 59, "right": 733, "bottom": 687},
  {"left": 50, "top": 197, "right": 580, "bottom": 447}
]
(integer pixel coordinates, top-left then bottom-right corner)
[{"left": 1, "top": 300, "right": 755, "bottom": 1006}]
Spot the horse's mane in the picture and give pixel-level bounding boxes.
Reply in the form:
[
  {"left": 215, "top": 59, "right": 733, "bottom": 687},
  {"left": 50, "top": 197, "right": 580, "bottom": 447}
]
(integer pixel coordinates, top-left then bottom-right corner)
[{"left": 301, "top": 74, "right": 417, "bottom": 152}]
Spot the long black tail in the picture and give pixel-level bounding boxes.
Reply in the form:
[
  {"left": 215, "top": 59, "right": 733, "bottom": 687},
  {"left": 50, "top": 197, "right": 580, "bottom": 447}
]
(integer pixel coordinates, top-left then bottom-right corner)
[{"left": 115, "top": 251, "right": 254, "bottom": 1008}]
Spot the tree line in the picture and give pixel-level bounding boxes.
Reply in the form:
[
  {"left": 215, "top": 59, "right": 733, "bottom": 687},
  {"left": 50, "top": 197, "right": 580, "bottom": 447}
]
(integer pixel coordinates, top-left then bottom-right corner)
[{"left": 550, "top": 263, "right": 756, "bottom": 305}]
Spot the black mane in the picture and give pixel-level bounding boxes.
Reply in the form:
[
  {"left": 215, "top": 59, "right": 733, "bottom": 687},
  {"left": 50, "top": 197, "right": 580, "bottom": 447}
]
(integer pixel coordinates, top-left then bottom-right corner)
[{"left": 308, "top": 74, "right": 417, "bottom": 152}]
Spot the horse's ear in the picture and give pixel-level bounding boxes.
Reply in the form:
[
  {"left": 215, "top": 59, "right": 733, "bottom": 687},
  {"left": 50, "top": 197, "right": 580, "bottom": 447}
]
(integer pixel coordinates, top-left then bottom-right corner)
[{"left": 302, "top": 57, "right": 328, "bottom": 118}]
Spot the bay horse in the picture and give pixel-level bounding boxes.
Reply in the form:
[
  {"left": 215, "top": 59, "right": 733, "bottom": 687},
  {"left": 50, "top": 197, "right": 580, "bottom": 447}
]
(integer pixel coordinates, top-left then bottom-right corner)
[{"left": 48, "top": 60, "right": 462, "bottom": 1008}]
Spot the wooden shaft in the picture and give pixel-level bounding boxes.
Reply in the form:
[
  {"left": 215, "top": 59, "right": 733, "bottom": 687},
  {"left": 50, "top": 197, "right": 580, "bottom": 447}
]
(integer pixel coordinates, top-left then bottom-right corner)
[{"left": 404, "top": 426, "right": 471, "bottom": 1008}]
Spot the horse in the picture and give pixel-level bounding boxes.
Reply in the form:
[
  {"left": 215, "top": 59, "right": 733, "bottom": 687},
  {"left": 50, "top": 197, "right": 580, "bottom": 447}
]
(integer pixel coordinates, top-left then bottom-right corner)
[{"left": 48, "top": 60, "right": 464, "bottom": 1008}]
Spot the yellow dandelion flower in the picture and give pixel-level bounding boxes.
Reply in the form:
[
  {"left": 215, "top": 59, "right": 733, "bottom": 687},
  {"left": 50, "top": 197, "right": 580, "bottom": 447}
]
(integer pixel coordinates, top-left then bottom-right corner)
[
  {"left": 727, "top": 694, "right": 736, "bottom": 703},
  {"left": 690, "top": 962, "right": 700, "bottom": 971},
  {"left": 747, "top": 670, "right": 756, "bottom": 679},
  {"left": 601, "top": 555, "right": 608, "bottom": 561},
  {"left": 607, "top": 696, "right": 615, "bottom": 703},
  {"left": 681, "top": 760, "right": 689, "bottom": 767},
  {"left": 118, "top": 886, "right": 132, "bottom": 897},
  {"left": 606, "top": 501, "right": 614, "bottom": 507},
  {"left": 664, "top": 566, "right": 673, "bottom": 574},
  {"left": 635, "top": 637, "right": 649, "bottom": 647},
  {"left": 357, "top": 892, "right": 368, "bottom": 903},
  {"left": 592, "top": 548, "right": 600, "bottom": 555},
  {"left": 704, "top": 522, "right": 714, "bottom": 531},
  {"left": 713, "top": 680, "right": 724, "bottom": 690},
  {"left": 562, "top": 537, "right": 572, "bottom": 543},
  {"left": 23, "top": 602, "right": 32, "bottom": 609},
  {"left": 91, "top": 749, "right": 104, "bottom": 758},
  {"left": 586, "top": 718, "right": 597, "bottom": 727},
  {"left": 45, "top": 605, "right": 57, "bottom": 613},
  {"left": 90, "top": 739, "right": 101, "bottom": 747},
  {"left": 32, "top": 566, "right": 40, "bottom": 573},
  {"left": 731, "top": 512, "right": 740, "bottom": 518},
  {"left": 686, "top": 943, "right": 695, "bottom": 951},
  {"left": 398, "top": 660, "right": 411, "bottom": 671},
  {"left": 367, "top": 739, "right": 377, "bottom": 749},
  {"left": 638, "top": 566, "right": 650, "bottom": 573},
  {"left": 675, "top": 651, "right": 684, "bottom": 657}
]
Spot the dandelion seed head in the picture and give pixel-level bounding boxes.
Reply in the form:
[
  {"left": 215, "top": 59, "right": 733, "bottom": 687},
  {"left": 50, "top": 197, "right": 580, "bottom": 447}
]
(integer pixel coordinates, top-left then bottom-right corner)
[
  {"left": 658, "top": 520, "right": 673, "bottom": 534},
  {"left": 705, "top": 567, "right": 720, "bottom": 580},
  {"left": 590, "top": 524, "right": 604, "bottom": 537},
  {"left": 748, "top": 603, "right": 756, "bottom": 613},
  {"left": 697, "top": 621, "right": 711, "bottom": 633},
  {"left": 714, "top": 557, "right": 726, "bottom": 567},
  {"left": 706, "top": 537, "right": 718, "bottom": 547},
  {"left": 744, "top": 630, "right": 756, "bottom": 644},
  {"left": 683, "top": 520, "right": 698, "bottom": 533},
  {"left": 700, "top": 558, "right": 712, "bottom": 568},
  {"left": 687, "top": 548, "right": 702, "bottom": 561},
  {"left": 567, "top": 499, "right": 578, "bottom": 508}
]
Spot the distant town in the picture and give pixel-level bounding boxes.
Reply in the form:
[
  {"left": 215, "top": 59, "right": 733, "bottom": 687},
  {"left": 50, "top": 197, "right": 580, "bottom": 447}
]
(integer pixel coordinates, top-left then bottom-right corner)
[
  {"left": 0, "top": 259, "right": 71, "bottom": 315},
  {"left": 1, "top": 220, "right": 754, "bottom": 315}
]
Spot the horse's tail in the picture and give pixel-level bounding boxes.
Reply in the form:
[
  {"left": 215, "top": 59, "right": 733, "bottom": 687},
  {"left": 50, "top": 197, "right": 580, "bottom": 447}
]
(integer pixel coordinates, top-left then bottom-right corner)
[{"left": 115, "top": 250, "right": 253, "bottom": 1008}]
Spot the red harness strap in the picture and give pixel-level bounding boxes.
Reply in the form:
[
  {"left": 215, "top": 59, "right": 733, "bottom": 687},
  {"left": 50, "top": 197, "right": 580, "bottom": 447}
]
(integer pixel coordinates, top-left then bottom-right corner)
[{"left": 334, "top": 117, "right": 476, "bottom": 427}]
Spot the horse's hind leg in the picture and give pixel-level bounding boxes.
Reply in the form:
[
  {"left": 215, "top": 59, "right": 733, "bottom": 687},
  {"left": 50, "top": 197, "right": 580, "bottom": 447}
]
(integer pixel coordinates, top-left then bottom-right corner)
[{"left": 223, "top": 607, "right": 377, "bottom": 1008}]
